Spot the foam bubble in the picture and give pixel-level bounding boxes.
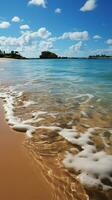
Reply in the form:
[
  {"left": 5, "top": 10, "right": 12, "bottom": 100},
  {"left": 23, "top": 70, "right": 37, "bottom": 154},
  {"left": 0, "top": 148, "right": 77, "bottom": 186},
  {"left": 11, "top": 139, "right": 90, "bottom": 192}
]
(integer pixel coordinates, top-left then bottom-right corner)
[{"left": 13, "top": 124, "right": 35, "bottom": 138}]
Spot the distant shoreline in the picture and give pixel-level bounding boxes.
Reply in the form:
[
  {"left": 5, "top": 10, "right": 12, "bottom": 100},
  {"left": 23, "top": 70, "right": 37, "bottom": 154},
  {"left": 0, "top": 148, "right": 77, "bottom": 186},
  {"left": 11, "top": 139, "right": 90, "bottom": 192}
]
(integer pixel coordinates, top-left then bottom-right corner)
[
  {"left": 1, "top": 50, "right": 112, "bottom": 60},
  {"left": 0, "top": 56, "right": 112, "bottom": 60},
  {"left": 23, "top": 56, "right": 112, "bottom": 60}
]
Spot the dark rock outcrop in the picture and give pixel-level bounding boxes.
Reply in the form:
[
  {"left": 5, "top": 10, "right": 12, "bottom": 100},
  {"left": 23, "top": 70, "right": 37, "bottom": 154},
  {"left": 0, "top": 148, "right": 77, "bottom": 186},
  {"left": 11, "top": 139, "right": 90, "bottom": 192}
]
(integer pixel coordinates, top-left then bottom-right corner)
[{"left": 40, "top": 51, "right": 58, "bottom": 59}]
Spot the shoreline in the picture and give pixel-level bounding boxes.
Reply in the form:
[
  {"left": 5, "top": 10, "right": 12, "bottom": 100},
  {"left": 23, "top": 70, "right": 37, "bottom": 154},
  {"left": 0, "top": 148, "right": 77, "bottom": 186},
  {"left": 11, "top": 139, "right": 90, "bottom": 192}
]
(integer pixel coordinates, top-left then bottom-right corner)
[
  {"left": 1, "top": 57, "right": 112, "bottom": 61},
  {"left": 0, "top": 58, "right": 19, "bottom": 62},
  {"left": 0, "top": 100, "right": 53, "bottom": 200}
]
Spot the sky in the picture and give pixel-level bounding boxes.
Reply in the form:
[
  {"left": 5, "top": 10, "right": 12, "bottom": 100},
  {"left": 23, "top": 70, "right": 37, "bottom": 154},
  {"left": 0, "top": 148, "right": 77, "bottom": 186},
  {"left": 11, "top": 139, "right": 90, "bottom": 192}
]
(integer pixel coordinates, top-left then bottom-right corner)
[{"left": 0, "top": 0, "right": 112, "bottom": 58}]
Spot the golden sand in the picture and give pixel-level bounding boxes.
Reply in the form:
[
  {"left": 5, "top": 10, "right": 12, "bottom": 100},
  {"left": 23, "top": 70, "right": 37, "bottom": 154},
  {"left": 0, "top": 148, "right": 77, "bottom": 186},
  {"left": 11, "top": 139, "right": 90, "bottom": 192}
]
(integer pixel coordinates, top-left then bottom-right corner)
[{"left": 0, "top": 101, "right": 53, "bottom": 200}]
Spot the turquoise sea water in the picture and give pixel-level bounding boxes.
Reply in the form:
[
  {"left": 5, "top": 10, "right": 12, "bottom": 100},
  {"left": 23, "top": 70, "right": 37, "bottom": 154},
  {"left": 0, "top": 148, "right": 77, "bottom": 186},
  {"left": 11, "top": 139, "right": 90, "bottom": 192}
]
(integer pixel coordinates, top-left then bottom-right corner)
[{"left": 0, "top": 58, "right": 112, "bottom": 99}]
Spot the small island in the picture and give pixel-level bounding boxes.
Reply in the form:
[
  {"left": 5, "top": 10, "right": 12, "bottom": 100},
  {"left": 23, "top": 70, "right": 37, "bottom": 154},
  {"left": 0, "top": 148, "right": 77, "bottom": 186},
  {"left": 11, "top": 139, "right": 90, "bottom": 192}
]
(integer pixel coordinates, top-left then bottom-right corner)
[
  {"left": 39, "top": 51, "right": 74, "bottom": 59},
  {"left": 0, "top": 50, "right": 26, "bottom": 59},
  {"left": 39, "top": 51, "right": 58, "bottom": 59}
]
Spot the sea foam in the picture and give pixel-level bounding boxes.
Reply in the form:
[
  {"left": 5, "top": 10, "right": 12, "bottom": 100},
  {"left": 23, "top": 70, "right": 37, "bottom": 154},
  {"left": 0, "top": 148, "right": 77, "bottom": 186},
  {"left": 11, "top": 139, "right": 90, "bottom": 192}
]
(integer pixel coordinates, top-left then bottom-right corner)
[
  {"left": 0, "top": 91, "right": 62, "bottom": 137},
  {"left": 59, "top": 128, "right": 112, "bottom": 190},
  {"left": 0, "top": 92, "right": 36, "bottom": 137}
]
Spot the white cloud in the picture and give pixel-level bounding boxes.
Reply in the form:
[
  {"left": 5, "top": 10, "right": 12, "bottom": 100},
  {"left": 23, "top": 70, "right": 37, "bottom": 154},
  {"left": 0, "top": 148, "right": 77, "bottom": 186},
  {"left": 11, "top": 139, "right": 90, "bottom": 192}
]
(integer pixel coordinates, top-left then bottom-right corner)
[
  {"left": 36, "top": 27, "right": 51, "bottom": 39},
  {"left": 0, "top": 27, "right": 52, "bottom": 57},
  {"left": 20, "top": 24, "right": 30, "bottom": 30},
  {"left": 80, "top": 0, "right": 97, "bottom": 12},
  {"left": 59, "top": 31, "right": 89, "bottom": 41},
  {"left": 0, "top": 36, "right": 24, "bottom": 46},
  {"left": 39, "top": 40, "right": 53, "bottom": 51},
  {"left": 55, "top": 8, "right": 62, "bottom": 14},
  {"left": 106, "top": 39, "right": 112, "bottom": 45},
  {"left": 0, "top": 21, "right": 10, "bottom": 29},
  {"left": 15, "top": 42, "right": 39, "bottom": 58},
  {"left": 28, "top": 0, "right": 46, "bottom": 8},
  {"left": 93, "top": 35, "right": 102, "bottom": 39},
  {"left": 69, "top": 41, "right": 83, "bottom": 56},
  {"left": 64, "top": 41, "right": 83, "bottom": 57},
  {"left": 90, "top": 48, "right": 112, "bottom": 55},
  {"left": 69, "top": 41, "right": 83, "bottom": 53},
  {"left": 12, "top": 16, "right": 20, "bottom": 23},
  {"left": 47, "top": 37, "right": 57, "bottom": 42},
  {"left": 0, "top": 27, "right": 90, "bottom": 58},
  {"left": 0, "top": 28, "right": 54, "bottom": 58}
]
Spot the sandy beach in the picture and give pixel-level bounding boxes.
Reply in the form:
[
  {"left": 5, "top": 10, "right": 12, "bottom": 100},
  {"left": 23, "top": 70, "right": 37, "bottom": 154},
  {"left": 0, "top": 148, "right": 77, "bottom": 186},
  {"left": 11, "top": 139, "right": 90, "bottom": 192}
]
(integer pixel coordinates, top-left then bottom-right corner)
[
  {"left": 0, "top": 101, "right": 53, "bottom": 200},
  {"left": 0, "top": 58, "right": 17, "bottom": 61}
]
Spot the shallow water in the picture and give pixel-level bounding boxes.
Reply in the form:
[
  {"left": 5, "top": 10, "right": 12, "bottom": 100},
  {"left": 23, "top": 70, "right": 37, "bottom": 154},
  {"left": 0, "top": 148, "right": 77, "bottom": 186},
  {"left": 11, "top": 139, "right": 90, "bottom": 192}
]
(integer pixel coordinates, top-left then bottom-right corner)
[{"left": 0, "top": 58, "right": 112, "bottom": 200}]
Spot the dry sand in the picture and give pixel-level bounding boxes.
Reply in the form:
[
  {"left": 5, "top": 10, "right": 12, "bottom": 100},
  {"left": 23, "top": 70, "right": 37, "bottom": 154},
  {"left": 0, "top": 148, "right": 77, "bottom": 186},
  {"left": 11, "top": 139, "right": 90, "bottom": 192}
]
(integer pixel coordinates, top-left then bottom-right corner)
[
  {"left": 0, "top": 58, "right": 14, "bottom": 61},
  {"left": 0, "top": 58, "right": 18, "bottom": 60},
  {"left": 0, "top": 101, "right": 53, "bottom": 200}
]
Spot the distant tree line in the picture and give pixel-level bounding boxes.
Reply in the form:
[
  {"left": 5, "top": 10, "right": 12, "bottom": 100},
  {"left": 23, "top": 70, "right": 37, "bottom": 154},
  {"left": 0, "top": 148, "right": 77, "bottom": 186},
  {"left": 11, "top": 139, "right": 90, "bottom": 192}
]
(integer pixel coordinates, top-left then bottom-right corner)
[
  {"left": 0, "top": 50, "right": 26, "bottom": 59},
  {"left": 89, "top": 54, "right": 112, "bottom": 59}
]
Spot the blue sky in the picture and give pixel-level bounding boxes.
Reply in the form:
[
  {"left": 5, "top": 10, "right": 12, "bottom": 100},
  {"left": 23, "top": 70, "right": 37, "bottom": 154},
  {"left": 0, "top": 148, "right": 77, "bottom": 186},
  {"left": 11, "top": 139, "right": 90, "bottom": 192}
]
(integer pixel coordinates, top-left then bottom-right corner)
[{"left": 0, "top": 0, "right": 112, "bottom": 57}]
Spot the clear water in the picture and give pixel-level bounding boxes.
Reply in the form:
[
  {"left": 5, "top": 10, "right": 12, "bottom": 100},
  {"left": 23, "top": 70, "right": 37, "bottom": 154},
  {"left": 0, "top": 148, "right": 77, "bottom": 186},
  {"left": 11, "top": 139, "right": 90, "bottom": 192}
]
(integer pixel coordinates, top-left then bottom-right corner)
[{"left": 0, "top": 58, "right": 112, "bottom": 103}]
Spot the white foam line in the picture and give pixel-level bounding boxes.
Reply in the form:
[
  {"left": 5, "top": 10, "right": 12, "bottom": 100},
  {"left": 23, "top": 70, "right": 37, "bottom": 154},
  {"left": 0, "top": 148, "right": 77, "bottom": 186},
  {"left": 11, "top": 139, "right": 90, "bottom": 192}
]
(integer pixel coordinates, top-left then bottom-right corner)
[
  {"left": 0, "top": 92, "right": 35, "bottom": 138},
  {"left": 0, "top": 91, "right": 62, "bottom": 137},
  {"left": 67, "top": 94, "right": 94, "bottom": 104}
]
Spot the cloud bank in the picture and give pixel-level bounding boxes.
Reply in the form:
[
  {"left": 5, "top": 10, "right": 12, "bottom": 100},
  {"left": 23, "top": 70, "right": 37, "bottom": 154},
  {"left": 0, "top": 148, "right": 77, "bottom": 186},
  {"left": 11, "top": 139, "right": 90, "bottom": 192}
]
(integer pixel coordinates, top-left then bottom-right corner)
[{"left": 59, "top": 31, "right": 89, "bottom": 41}]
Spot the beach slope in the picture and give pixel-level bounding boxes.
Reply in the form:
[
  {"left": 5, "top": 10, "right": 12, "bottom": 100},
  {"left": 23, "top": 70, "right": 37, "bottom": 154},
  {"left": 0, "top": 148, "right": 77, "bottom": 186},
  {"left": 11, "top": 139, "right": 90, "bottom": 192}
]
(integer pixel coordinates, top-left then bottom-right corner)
[{"left": 0, "top": 101, "right": 53, "bottom": 200}]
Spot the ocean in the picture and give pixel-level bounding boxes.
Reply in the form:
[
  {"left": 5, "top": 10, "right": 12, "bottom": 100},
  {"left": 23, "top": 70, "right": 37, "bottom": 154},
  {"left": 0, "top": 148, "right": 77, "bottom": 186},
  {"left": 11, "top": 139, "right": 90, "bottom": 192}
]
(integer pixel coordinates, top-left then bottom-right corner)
[{"left": 0, "top": 58, "right": 112, "bottom": 200}]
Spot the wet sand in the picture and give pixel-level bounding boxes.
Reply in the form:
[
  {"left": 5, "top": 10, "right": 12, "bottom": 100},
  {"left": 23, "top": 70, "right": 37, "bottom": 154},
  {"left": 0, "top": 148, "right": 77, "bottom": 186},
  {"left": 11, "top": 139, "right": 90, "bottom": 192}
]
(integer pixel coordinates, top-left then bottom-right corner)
[{"left": 0, "top": 101, "right": 53, "bottom": 200}]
